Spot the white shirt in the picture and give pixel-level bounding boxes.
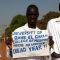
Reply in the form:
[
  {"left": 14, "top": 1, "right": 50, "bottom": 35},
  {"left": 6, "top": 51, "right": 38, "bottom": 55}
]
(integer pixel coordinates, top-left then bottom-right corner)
[
  {"left": 12, "top": 23, "right": 41, "bottom": 60},
  {"left": 47, "top": 17, "right": 60, "bottom": 54},
  {"left": 13, "top": 23, "right": 40, "bottom": 32}
]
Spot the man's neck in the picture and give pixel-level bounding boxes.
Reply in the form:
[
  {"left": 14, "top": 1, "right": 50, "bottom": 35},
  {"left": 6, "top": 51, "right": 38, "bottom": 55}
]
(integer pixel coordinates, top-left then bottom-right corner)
[{"left": 28, "top": 24, "right": 36, "bottom": 29}]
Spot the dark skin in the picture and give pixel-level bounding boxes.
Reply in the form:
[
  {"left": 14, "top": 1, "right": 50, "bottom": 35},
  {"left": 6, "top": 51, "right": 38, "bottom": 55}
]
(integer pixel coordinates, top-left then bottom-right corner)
[
  {"left": 51, "top": 52, "right": 60, "bottom": 58},
  {"left": 26, "top": 7, "right": 39, "bottom": 28},
  {"left": 48, "top": 36, "right": 54, "bottom": 49}
]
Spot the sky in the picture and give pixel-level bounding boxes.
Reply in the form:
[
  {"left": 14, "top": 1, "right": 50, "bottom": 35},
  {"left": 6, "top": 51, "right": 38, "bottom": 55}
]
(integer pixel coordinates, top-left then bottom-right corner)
[{"left": 0, "top": 0, "right": 60, "bottom": 26}]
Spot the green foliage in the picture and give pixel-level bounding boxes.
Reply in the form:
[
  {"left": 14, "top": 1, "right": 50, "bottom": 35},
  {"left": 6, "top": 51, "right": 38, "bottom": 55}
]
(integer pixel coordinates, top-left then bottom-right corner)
[
  {"left": 5, "top": 14, "right": 27, "bottom": 37},
  {"left": 10, "top": 15, "right": 27, "bottom": 31},
  {"left": 5, "top": 27, "right": 12, "bottom": 37}
]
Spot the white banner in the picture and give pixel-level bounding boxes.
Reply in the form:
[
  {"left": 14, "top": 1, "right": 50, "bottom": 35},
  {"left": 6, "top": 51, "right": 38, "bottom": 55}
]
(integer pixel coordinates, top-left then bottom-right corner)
[{"left": 12, "top": 30, "right": 49, "bottom": 58}]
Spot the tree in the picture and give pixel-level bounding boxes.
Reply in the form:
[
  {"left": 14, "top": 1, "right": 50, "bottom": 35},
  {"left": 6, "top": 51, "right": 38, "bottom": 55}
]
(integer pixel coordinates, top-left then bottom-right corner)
[
  {"left": 37, "top": 11, "right": 60, "bottom": 29},
  {"left": 5, "top": 14, "right": 27, "bottom": 37}
]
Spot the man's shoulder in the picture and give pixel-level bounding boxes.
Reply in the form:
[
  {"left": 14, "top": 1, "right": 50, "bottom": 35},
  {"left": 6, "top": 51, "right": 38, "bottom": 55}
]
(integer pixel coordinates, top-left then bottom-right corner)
[
  {"left": 48, "top": 17, "right": 60, "bottom": 23},
  {"left": 14, "top": 26, "right": 24, "bottom": 31},
  {"left": 12, "top": 23, "right": 28, "bottom": 33},
  {"left": 12, "top": 25, "right": 26, "bottom": 33},
  {"left": 48, "top": 18, "right": 58, "bottom": 25}
]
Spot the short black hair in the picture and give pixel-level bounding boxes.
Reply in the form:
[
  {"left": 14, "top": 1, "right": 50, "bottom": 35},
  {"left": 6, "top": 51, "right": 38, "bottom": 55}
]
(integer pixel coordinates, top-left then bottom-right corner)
[{"left": 26, "top": 4, "right": 39, "bottom": 17}]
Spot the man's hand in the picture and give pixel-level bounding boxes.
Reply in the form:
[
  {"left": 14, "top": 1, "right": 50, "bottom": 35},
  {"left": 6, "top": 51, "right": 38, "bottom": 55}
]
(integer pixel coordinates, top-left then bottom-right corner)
[
  {"left": 48, "top": 36, "right": 54, "bottom": 48},
  {"left": 51, "top": 52, "right": 60, "bottom": 58},
  {"left": 5, "top": 37, "right": 12, "bottom": 48}
]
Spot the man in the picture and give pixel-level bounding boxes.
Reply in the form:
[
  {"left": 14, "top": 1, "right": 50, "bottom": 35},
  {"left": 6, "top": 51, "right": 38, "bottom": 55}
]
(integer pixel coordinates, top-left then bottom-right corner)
[
  {"left": 47, "top": 17, "right": 60, "bottom": 60},
  {"left": 6, "top": 4, "right": 49, "bottom": 60}
]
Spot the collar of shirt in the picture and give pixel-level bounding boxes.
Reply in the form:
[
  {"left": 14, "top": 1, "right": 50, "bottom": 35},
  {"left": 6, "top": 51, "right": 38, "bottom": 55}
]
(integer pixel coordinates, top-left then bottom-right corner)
[{"left": 24, "top": 23, "right": 39, "bottom": 30}]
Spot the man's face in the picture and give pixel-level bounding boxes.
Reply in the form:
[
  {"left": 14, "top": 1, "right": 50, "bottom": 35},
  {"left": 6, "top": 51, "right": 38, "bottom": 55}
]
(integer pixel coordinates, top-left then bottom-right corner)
[{"left": 27, "top": 8, "right": 38, "bottom": 28}]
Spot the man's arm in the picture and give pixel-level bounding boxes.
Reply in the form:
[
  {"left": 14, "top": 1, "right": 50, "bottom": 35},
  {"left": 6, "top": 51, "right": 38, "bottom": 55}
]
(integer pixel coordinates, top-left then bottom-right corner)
[{"left": 51, "top": 52, "right": 60, "bottom": 58}]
